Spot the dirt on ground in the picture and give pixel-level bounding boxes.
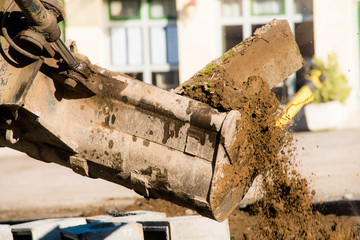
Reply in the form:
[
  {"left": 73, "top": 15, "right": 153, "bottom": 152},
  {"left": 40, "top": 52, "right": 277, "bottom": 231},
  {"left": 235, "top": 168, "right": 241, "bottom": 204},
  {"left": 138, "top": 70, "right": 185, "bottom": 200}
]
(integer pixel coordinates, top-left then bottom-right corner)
[{"left": 122, "top": 198, "right": 360, "bottom": 240}]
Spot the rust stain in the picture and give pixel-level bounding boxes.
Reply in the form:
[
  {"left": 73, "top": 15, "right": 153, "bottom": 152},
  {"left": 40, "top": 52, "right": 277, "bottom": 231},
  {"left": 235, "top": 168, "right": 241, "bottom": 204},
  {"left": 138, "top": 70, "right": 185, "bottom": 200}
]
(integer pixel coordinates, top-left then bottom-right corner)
[
  {"left": 111, "top": 114, "right": 116, "bottom": 124},
  {"left": 104, "top": 116, "right": 110, "bottom": 126},
  {"left": 108, "top": 140, "right": 114, "bottom": 149},
  {"left": 162, "top": 120, "right": 183, "bottom": 144},
  {"left": 143, "top": 139, "right": 150, "bottom": 147}
]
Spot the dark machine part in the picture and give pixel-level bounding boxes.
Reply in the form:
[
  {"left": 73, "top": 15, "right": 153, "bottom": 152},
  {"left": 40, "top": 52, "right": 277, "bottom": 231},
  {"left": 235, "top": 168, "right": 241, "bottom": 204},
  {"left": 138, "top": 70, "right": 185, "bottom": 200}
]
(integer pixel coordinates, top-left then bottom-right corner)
[
  {"left": 2, "top": 0, "right": 79, "bottom": 68},
  {"left": 53, "top": 38, "right": 78, "bottom": 68},
  {"left": 14, "top": 0, "right": 62, "bottom": 42}
]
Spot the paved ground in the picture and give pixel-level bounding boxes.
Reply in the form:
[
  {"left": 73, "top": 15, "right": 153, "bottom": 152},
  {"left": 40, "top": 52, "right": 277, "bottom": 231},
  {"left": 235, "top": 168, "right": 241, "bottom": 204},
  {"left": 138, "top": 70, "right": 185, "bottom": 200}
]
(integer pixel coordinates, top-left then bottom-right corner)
[
  {"left": 240, "top": 128, "right": 360, "bottom": 205},
  {"left": 0, "top": 128, "right": 359, "bottom": 221},
  {"left": 0, "top": 148, "right": 138, "bottom": 221},
  {"left": 293, "top": 128, "right": 360, "bottom": 202}
]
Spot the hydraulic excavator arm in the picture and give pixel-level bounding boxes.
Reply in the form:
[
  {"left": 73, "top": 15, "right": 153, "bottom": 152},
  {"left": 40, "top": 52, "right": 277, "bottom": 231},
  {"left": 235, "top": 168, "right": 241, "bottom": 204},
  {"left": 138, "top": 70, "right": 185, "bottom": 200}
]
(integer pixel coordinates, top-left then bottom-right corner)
[{"left": 0, "top": 0, "right": 304, "bottom": 221}]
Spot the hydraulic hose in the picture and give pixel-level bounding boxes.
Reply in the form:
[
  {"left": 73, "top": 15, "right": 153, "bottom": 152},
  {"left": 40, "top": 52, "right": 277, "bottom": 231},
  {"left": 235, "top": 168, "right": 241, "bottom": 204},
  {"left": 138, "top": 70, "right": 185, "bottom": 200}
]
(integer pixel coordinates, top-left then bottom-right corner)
[
  {"left": 1, "top": 0, "right": 41, "bottom": 60},
  {"left": 14, "top": 0, "right": 60, "bottom": 42}
]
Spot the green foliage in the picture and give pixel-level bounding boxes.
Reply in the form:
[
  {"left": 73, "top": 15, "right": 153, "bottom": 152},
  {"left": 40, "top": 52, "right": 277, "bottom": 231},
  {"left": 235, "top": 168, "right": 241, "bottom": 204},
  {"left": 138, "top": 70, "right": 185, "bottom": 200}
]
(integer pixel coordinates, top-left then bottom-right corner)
[
  {"left": 312, "top": 54, "right": 351, "bottom": 104},
  {"left": 198, "top": 62, "right": 218, "bottom": 76},
  {"left": 198, "top": 48, "right": 236, "bottom": 76},
  {"left": 182, "top": 83, "right": 190, "bottom": 89},
  {"left": 220, "top": 49, "right": 236, "bottom": 61}
]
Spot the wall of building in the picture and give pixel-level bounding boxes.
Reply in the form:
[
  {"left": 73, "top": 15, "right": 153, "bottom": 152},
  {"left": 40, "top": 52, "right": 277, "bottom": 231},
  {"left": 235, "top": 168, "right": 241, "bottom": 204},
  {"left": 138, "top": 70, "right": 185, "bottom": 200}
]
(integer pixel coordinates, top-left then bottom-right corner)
[
  {"left": 64, "top": 0, "right": 106, "bottom": 66},
  {"left": 176, "top": 0, "right": 220, "bottom": 83}
]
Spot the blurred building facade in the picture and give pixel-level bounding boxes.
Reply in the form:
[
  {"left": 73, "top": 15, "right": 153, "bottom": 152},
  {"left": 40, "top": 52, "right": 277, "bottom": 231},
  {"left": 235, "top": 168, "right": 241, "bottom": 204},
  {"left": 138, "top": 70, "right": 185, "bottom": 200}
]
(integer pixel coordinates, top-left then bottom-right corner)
[{"left": 63, "top": 0, "right": 360, "bottom": 128}]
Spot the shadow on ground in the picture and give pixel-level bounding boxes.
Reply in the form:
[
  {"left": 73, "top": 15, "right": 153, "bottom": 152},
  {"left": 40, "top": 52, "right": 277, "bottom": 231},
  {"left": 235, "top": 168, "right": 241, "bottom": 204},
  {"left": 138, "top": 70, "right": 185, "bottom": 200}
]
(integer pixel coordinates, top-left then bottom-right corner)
[{"left": 312, "top": 200, "right": 360, "bottom": 216}]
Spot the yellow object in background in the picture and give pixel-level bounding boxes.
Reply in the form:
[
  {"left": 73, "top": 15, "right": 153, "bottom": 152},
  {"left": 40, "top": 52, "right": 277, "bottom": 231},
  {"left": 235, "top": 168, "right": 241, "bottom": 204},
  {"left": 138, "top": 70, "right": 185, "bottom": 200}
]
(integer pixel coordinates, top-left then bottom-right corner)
[
  {"left": 275, "top": 69, "right": 323, "bottom": 128},
  {"left": 276, "top": 86, "right": 314, "bottom": 128},
  {"left": 309, "top": 69, "right": 322, "bottom": 88}
]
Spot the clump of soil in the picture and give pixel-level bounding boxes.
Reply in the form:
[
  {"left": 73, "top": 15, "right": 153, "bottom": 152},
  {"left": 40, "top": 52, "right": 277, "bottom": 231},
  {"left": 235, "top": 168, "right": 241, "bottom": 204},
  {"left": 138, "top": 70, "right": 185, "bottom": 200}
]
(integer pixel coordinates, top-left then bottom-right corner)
[
  {"left": 124, "top": 198, "right": 192, "bottom": 217},
  {"left": 175, "top": 58, "right": 359, "bottom": 239}
]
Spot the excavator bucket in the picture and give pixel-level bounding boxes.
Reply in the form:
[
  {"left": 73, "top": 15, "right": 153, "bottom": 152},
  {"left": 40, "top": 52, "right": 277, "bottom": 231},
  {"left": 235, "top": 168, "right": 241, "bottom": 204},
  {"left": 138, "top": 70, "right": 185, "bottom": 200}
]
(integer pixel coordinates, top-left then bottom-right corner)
[{"left": 0, "top": 1, "right": 304, "bottom": 222}]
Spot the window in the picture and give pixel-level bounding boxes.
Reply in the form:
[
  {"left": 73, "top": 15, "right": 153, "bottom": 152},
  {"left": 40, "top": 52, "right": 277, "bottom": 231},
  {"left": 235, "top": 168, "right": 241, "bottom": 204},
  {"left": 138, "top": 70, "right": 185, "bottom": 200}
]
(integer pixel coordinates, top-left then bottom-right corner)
[
  {"left": 251, "top": 0, "right": 285, "bottom": 15},
  {"left": 223, "top": 25, "right": 243, "bottom": 52},
  {"left": 111, "top": 27, "right": 143, "bottom": 65},
  {"left": 294, "top": 21, "right": 314, "bottom": 92},
  {"left": 295, "top": 22, "right": 314, "bottom": 59},
  {"left": 149, "top": 0, "right": 177, "bottom": 19},
  {"left": 220, "top": 0, "right": 314, "bottom": 101},
  {"left": 221, "top": 0, "right": 243, "bottom": 17},
  {"left": 109, "top": 0, "right": 140, "bottom": 19},
  {"left": 295, "top": 0, "right": 313, "bottom": 15},
  {"left": 152, "top": 71, "right": 179, "bottom": 89},
  {"left": 107, "top": 0, "right": 179, "bottom": 89},
  {"left": 150, "top": 26, "right": 178, "bottom": 64}
]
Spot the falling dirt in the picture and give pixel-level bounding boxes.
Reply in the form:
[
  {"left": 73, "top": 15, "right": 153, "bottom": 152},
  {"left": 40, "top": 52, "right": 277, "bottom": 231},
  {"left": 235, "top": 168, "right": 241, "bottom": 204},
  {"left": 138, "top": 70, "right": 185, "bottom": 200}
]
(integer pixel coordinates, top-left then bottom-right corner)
[{"left": 173, "top": 44, "right": 360, "bottom": 238}]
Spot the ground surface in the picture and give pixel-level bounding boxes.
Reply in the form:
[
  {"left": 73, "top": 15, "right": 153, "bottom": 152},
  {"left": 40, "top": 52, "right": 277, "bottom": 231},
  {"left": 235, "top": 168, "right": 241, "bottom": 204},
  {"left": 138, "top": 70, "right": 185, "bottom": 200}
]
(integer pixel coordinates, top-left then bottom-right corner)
[
  {"left": 0, "top": 129, "right": 360, "bottom": 238},
  {"left": 0, "top": 148, "right": 138, "bottom": 222},
  {"left": 123, "top": 198, "right": 360, "bottom": 240}
]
